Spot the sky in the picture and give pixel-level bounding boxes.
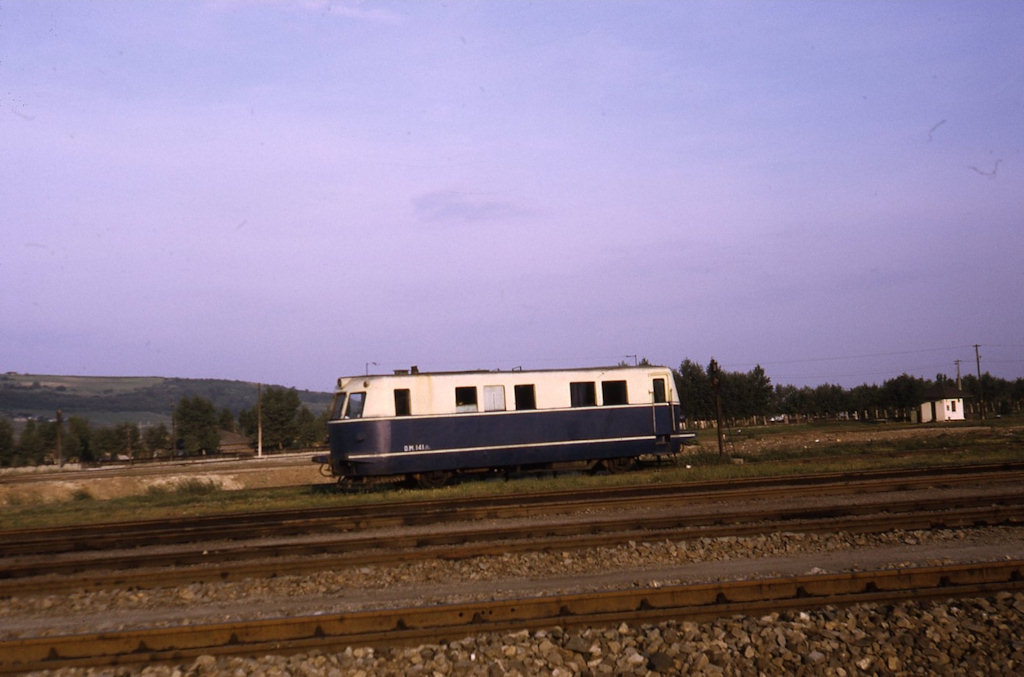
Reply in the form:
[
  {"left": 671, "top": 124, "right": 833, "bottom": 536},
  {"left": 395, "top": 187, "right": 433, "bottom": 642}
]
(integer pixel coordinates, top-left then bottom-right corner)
[{"left": 2, "top": 1, "right": 1023, "bottom": 393}]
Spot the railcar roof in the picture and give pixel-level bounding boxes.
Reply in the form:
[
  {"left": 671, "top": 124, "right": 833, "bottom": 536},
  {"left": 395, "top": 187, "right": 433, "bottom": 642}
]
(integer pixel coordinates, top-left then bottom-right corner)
[{"left": 349, "top": 365, "right": 669, "bottom": 379}]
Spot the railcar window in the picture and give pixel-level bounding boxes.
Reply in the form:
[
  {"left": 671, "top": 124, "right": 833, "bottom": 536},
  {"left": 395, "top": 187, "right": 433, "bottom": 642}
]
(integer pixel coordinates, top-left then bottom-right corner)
[
  {"left": 601, "top": 380, "right": 628, "bottom": 405},
  {"left": 346, "top": 392, "right": 365, "bottom": 419},
  {"left": 483, "top": 385, "right": 506, "bottom": 411},
  {"left": 514, "top": 384, "right": 537, "bottom": 410},
  {"left": 455, "top": 386, "right": 478, "bottom": 413},
  {"left": 653, "top": 378, "right": 667, "bottom": 403},
  {"left": 569, "top": 381, "right": 596, "bottom": 407},
  {"left": 394, "top": 389, "right": 411, "bottom": 416},
  {"left": 331, "top": 393, "right": 347, "bottom": 420}
]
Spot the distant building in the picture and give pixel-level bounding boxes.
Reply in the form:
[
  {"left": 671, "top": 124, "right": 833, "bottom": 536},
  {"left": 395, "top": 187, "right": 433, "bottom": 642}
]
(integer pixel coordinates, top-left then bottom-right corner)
[
  {"left": 919, "top": 383, "right": 967, "bottom": 423},
  {"left": 218, "top": 430, "right": 253, "bottom": 456}
]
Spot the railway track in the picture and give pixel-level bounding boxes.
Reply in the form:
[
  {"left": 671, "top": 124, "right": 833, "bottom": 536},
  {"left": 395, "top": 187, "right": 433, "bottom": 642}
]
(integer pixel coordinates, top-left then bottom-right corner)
[
  {"left": 3, "top": 485, "right": 1024, "bottom": 596},
  {"left": 1, "top": 559, "right": 1021, "bottom": 674},
  {"left": 3, "top": 463, "right": 1024, "bottom": 673},
  {"left": 4, "top": 461, "right": 1024, "bottom": 558}
]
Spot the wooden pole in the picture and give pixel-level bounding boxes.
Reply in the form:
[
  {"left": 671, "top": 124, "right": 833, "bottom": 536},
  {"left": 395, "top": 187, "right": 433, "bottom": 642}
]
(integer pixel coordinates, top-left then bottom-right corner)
[
  {"left": 257, "top": 383, "right": 263, "bottom": 458},
  {"left": 55, "top": 409, "right": 63, "bottom": 468},
  {"left": 709, "top": 359, "right": 725, "bottom": 456}
]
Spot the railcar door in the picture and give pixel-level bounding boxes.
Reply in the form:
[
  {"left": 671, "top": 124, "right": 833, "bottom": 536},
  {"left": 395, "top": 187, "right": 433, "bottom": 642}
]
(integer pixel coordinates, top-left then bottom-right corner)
[{"left": 650, "top": 377, "right": 675, "bottom": 435}]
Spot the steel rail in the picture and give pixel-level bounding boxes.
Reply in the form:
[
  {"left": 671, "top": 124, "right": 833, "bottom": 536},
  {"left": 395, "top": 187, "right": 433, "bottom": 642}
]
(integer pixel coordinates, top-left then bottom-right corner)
[
  {"left": 3, "top": 492, "right": 1023, "bottom": 596},
  {"left": 1, "top": 560, "right": 1021, "bottom": 674},
  {"left": 3, "top": 462, "right": 1024, "bottom": 558}
]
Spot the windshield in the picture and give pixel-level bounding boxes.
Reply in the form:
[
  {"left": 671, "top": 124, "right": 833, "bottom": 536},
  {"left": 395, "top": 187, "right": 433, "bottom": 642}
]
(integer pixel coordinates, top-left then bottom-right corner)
[{"left": 330, "top": 393, "right": 347, "bottom": 420}]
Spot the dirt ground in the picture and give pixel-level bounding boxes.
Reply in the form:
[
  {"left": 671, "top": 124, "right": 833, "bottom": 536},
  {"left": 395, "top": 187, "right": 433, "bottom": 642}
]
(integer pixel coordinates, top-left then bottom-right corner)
[
  {"left": 701, "top": 424, "right": 994, "bottom": 456},
  {"left": 0, "top": 453, "right": 328, "bottom": 506}
]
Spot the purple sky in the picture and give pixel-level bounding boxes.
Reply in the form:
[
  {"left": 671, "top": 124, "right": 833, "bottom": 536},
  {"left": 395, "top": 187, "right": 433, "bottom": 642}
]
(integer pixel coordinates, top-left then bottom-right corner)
[{"left": 2, "top": 1, "right": 1022, "bottom": 392}]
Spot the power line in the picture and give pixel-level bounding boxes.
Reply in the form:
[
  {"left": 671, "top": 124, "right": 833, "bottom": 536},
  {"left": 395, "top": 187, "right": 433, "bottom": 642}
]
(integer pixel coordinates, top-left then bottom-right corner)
[{"left": 728, "top": 345, "right": 976, "bottom": 368}]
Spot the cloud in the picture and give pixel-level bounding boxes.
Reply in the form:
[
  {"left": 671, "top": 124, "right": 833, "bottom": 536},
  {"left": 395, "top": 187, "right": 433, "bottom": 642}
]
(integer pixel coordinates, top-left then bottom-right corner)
[
  {"left": 412, "top": 190, "right": 528, "bottom": 224},
  {"left": 208, "top": 0, "right": 404, "bottom": 23},
  {"left": 320, "top": 2, "right": 404, "bottom": 23}
]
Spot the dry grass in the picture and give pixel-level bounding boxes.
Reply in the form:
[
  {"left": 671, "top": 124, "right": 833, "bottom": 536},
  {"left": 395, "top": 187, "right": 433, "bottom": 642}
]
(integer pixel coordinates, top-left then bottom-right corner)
[{"left": 2, "top": 419, "right": 1021, "bottom": 530}]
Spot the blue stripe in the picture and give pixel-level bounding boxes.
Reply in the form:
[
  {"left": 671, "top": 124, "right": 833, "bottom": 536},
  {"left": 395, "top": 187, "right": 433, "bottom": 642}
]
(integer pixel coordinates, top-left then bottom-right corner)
[{"left": 328, "top": 404, "right": 684, "bottom": 477}]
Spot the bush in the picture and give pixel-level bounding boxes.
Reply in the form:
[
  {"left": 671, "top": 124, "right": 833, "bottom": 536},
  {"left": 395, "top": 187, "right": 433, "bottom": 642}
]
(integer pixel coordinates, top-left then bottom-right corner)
[{"left": 146, "top": 478, "right": 221, "bottom": 498}]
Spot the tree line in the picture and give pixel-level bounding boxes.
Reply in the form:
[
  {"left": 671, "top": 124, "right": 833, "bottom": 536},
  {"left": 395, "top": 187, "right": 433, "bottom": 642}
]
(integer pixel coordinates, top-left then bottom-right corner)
[
  {"left": 3, "top": 364, "right": 1024, "bottom": 467},
  {"left": 0, "top": 387, "right": 327, "bottom": 467},
  {"left": 673, "top": 358, "right": 1024, "bottom": 425}
]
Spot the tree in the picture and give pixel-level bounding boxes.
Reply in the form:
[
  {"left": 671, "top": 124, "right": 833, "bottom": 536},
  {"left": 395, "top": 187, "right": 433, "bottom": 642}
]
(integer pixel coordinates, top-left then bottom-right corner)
[
  {"left": 849, "top": 383, "right": 882, "bottom": 419},
  {"left": 238, "top": 406, "right": 256, "bottom": 442},
  {"left": 674, "top": 359, "right": 774, "bottom": 421},
  {"left": 294, "top": 405, "right": 319, "bottom": 447},
  {"left": 143, "top": 423, "right": 170, "bottom": 457},
  {"left": 16, "top": 419, "right": 48, "bottom": 465},
  {"left": 773, "top": 384, "right": 801, "bottom": 417},
  {"left": 0, "top": 418, "right": 14, "bottom": 466},
  {"left": 262, "top": 387, "right": 302, "bottom": 449},
  {"left": 116, "top": 422, "right": 141, "bottom": 459},
  {"left": 174, "top": 395, "right": 220, "bottom": 455},
  {"left": 238, "top": 386, "right": 324, "bottom": 451},
  {"left": 809, "top": 384, "right": 845, "bottom": 416},
  {"left": 218, "top": 408, "right": 236, "bottom": 432},
  {"left": 747, "top": 365, "right": 773, "bottom": 417},
  {"left": 1013, "top": 379, "right": 1024, "bottom": 413},
  {"left": 67, "top": 416, "right": 94, "bottom": 463},
  {"left": 91, "top": 426, "right": 123, "bottom": 460},
  {"left": 720, "top": 364, "right": 773, "bottom": 418},
  {"left": 882, "top": 373, "right": 926, "bottom": 419},
  {"left": 673, "top": 359, "right": 712, "bottom": 422}
]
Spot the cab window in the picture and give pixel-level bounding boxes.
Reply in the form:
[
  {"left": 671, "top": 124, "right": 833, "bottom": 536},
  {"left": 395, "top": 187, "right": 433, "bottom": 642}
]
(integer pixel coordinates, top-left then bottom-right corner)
[{"left": 346, "top": 392, "right": 366, "bottom": 419}]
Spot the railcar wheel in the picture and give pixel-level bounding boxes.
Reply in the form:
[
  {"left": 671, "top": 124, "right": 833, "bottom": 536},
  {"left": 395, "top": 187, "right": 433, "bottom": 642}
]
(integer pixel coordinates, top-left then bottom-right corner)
[
  {"left": 600, "top": 457, "right": 634, "bottom": 474},
  {"left": 412, "top": 470, "right": 450, "bottom": 489}
]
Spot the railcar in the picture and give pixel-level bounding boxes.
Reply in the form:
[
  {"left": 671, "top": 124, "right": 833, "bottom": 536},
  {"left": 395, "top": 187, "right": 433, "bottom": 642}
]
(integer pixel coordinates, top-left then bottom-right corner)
[{"left": 318, "top": 365, "right": 693, "bottom": 487}]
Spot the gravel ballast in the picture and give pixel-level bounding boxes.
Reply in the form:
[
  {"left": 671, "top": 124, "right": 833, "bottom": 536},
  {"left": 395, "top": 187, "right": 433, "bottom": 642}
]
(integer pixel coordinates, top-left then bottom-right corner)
[
  {"left": 24, "top": 594, "right": 1024, "bottom": 676},
  {"left": 7, "top": 525, "right": 1024, "bottom": 675}
]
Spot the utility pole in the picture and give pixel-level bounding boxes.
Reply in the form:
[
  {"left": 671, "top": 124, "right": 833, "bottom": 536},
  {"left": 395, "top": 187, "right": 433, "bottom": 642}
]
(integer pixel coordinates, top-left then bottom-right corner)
[
  {"left": 170, "top": 401, "right": 175, "bottom": 457},
  {"left": 974, "top": 344, "right": 985, "bottom": 420},
  {"left": 55, "top": 409, "right": 63, "bottom": 468},
  {"left": 709, "top": 359, "right": 725, "bottom": 456},
  {"left": 257, "top": 382, "right": 263, "bottom": 458}
]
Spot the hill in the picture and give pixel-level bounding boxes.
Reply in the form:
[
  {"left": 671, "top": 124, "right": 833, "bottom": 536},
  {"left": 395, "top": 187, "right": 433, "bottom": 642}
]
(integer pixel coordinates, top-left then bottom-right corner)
[{"left": 0, "top": 372, "right": 333, "bottom": 426}]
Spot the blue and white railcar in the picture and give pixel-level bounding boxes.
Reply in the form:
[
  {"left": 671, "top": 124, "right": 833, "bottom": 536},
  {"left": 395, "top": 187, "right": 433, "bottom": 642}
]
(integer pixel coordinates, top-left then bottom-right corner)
[{"left": 322, "top": 365, "right": 691, "bottom": 485}]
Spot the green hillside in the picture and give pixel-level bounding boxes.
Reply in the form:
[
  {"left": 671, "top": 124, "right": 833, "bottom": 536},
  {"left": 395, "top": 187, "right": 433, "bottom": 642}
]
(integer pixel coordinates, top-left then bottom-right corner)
[{"left": 0, "top": 372, "right": 332, "bottom": 426}]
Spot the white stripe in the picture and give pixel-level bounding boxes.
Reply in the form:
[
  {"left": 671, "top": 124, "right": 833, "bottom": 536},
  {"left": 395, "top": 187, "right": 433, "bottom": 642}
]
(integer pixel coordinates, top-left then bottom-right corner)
[
  {"left": 348, "top": 435, "right": 666, "bottom": 461},
  {"left": 333, "top": 402, "right": 673, "bottom": 423}
]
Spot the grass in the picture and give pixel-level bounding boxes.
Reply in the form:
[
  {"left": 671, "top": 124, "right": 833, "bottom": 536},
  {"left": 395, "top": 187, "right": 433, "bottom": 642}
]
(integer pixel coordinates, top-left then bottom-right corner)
[{"left": 1, "top": 418, "right": 1021, "bottom": 530}]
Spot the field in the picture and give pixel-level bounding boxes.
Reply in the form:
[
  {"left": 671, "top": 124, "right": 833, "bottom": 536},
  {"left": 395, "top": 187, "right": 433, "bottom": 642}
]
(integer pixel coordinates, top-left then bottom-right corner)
[
  {"left": 0, "top": 372, "right": 332, "bottom": 426},
  {"left": 1, "top": 417, "right": 1022, "bottom": 530}
]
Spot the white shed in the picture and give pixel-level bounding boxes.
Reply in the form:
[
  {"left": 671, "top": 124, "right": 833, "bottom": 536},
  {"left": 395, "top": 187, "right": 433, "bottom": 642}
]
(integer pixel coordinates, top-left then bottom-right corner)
[{"left": 919, "top": 384, "right": 966, "bottom": 423}]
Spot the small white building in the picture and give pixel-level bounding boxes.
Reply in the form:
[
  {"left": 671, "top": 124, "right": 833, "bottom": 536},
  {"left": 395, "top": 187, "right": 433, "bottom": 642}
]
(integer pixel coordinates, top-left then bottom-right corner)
[{"left": 919, "top": 384, "right": 966, "bottom": 423}]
